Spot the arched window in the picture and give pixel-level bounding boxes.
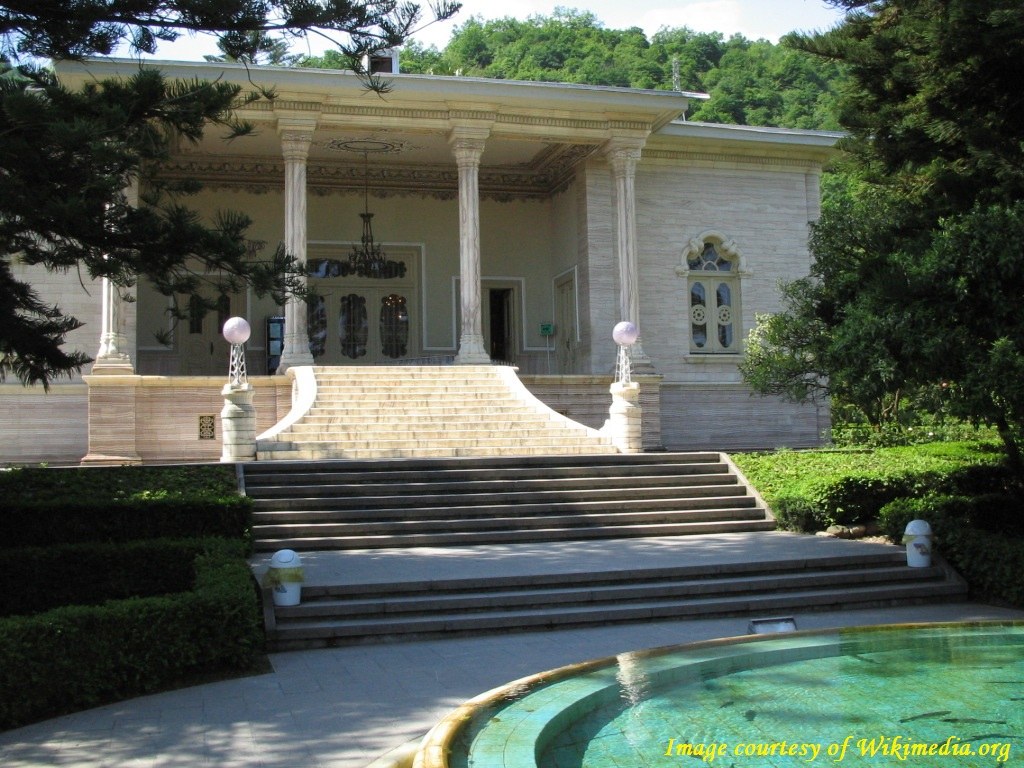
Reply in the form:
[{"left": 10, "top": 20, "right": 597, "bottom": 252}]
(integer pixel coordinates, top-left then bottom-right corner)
[{"left": 677, "top": 233, "right": 743, "bottom": 354}]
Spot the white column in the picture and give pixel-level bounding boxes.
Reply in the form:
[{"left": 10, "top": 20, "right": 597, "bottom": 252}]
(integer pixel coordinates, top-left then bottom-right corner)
[
  {"left": 606, "top": 140, "right": 651, "bottom": 369},
  {"left": 93, "top": 182, "right": 137, "bottom": 374},
  {"left": 276, "top": 126, "right": 316, "bottom": 373},
  {"left": 450, "top": 130, "right": 491, "bottom": 364}
]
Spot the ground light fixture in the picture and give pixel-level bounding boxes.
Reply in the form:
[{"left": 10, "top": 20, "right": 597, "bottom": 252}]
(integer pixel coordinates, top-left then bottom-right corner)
[{"left": 748, "top": 616, "right": 798, "bottom": 634}]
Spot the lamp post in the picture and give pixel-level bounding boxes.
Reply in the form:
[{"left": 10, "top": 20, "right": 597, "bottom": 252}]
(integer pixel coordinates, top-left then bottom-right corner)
[
  {"left": 603, "top": 321, "right": 643, "bottom": 453},
  {"left": 220, "top": 317, "right": 256, "bottom": 462}
]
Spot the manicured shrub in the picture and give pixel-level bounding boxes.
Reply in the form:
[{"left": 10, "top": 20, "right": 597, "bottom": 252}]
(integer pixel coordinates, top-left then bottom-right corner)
[
  {"left": 938, "top": 527, "right": 1024, "bottom": 608},
  {"left": 877, "top": 495, "right": 945, "bottom": 542},
  {"left": 0, "top": 544, "right": 262, "bottom": 730},
  {"left": 0, "top": 538, "right": 249, "bottom": 617},
  {"left": 0, "top": 465, "right": 251, "bottom": 547},
  {"left": 733, "top": 442, "right": 1004, "bottom": 532}
]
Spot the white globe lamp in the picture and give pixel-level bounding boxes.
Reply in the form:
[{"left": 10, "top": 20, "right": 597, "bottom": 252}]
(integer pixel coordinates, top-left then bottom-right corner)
[
  {"left": 612, "top": 321, "right": 639, "bottom": 384},
  {"left": 223, "top": 316, "right": 251, "bottom": 346},
  {"left": 223, "top": 316, "right": 251, "bottom": 386},
  {"left": 612, "top": 321, "right": 639, "bottom": 347}
]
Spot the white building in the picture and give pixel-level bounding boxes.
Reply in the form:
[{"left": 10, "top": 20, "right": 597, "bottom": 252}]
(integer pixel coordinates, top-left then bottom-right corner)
[{"left": 1, "top": 58, "right": 837, "bottom": 464}]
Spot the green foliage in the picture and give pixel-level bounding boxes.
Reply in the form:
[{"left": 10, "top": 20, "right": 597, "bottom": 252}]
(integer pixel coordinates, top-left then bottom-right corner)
[
  {"left": 0, "top": 464, "right": 251, "bottom": 547},
  {"left": 0, "top": 63, "right": 302, "bottom": 386},
  {"left": 0, "top": 544, "right": 262, "bottom": 730},
  {"left": 737, "top": 439, "right": 1024, "bottom": 608},
  {"left": 1, "top": 0, "right": 459, "bottom": 69},
  {"left": 732, "top": 442, "right": 1004, "bottom": 530},
  {"left": 382, "top": 11, "right": 844, "bottom": 129},
  {"left": 0, "top": 538, "right": 249, "bottom": 617},
  {"left": 787, "top": 0, "right": 1024, "bottom": 215},
  {"left": 830, "top": 418, "right": 998, "bottom": 449},
  {"left": 744, "top": 2, "right": 1024, "bottom": 472},
  {"left": 692, "top": 39, "right": 844, "bottom": 129}
]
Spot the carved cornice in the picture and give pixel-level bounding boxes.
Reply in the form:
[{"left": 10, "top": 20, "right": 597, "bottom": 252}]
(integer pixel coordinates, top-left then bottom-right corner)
[
  {"left": 496, "top": 113, "right": 607, "bottom": 133},
  {"left": 253, "top": 96, "right": 649, "bottom": 138},
  {"left": 643, "top": 148, "right": 818, "bottom": 171}
]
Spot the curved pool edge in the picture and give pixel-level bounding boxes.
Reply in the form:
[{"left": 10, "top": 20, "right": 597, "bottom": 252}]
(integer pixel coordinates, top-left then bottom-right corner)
[
  {"left": 413, "top": 619, "right": 1024, "bottom": 768},
  {"left": 412, "top": 653, "right": 616, "bottom": 768}
]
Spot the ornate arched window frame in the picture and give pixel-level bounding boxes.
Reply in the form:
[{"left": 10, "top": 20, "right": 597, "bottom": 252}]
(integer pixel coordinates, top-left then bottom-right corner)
[{"left": 675, "top": 231, "right": 748, "bottom": 354}]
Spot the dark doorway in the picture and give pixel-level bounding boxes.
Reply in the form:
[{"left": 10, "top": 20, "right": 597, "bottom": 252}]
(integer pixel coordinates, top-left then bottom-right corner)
[{"left": 488, "top": 288, "right": 514, "bottom": 363}]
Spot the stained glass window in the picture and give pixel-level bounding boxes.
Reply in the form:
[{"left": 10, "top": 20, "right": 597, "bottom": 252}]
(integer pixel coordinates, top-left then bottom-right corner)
[
  {"left": 685, "top": 237, "right": 739, "bottom": 354},
  {"left": 690, "top": 282, "right": 707, "bottom": 349}
]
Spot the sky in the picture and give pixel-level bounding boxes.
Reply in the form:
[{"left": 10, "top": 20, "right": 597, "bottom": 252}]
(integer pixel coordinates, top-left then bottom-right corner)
[{"left": 142, "top": 0, "right": 847, "bottom": 62}]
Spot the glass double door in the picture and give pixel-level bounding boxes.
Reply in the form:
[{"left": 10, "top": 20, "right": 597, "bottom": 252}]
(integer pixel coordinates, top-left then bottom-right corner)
[{"left": 307, "top": 283, "right": 415, "bottom": 365}]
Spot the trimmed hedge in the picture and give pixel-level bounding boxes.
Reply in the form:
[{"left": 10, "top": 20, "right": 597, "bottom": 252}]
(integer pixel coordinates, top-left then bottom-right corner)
[
  {"left": 732, "top": 442, "right": 1005, "bottom": 531},
  {"left": 0, "top": 465, "right": 250, "bottom": 547},
  {"left": 0, "top": 538, "right": 247, "bottom": 618},
  {"left": 0, "top": 541, "right": 262, "bottom": 730}
]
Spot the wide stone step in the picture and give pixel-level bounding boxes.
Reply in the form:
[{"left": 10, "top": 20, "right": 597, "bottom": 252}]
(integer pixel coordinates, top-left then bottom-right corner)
[
  {"left": 294, "top": 412, "right": 557, "bottom": 427},
  {"left": 245, "top": 472, "right": 737, "bottom": 498},
  {"left": 266, "top": 438, "right": 614, "bottom": 454},
  {"left": 269, "top": 578, "right": 965, "bottom": 648},
  {"left": 314, "top": 384, "right": 516, "bottom": 396},
  {"left": 250, "top": 483, "right": 746, "bottom": 513},
  {"left": 253, "top": 504, "right": 764, "bottom": 536},
  {"left": 280, "top": 564, "right": 936, "bottom": 619},
  {"left": 246, "top": 451, "right": 724, "bottom": 475},
  {"left": 253, "top": 517, "right": 778, "bottom": 551},
  {"left": 256, "top": 444, "right": 619, "bottom": 460},
  {"left": 277, "top": 425, "right": 600, "bottom": 442},
  {"left": 251, "top": 490, "right": 755, "bottom": 517},
  {"left": 245, "top": 453, "right": 725, "bottom": 476}
]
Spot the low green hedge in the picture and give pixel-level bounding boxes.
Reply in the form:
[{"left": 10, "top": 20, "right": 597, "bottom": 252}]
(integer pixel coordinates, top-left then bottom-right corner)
[
  {"left": 0, "top": 465, "right": 250, "bottom": 547},
  {"left": 0, "top": 541, "right": 262, "bottom": 730},
  {"left": 0, "top": 539, "right": 248, "bottom": 618},
  {"left": 732, "top": 442, "right": 1005, "bottom": 531},
  {"left": 879, "top": 494, "right": 1024, "bottom": 608}
]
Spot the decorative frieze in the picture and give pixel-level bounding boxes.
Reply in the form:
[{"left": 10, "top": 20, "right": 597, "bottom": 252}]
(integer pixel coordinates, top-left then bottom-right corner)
[{"left": 155, "top": 144, "right": 598, "bottom": 201}]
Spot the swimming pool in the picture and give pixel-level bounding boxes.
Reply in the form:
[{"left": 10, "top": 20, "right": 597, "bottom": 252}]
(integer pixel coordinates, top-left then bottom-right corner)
[{"left": 416, "top": 622, "right": 1023, "bottom": 768}]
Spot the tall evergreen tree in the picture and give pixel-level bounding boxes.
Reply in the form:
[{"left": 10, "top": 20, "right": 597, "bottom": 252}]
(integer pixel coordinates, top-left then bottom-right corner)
[{"left": 742, "top": 0, "right": 1024, "bottom": 467}]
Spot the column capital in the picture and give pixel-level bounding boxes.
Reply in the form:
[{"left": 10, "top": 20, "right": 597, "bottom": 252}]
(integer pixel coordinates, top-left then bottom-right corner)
[
  {"left": 278, "top": 122, "right": 316, "bottom": 162},
  {"left": 448, "top": 128, "right": 488, "bottom": 167},
  {"left": 604, "top": 138, "right": 645, "bottom": 177}
]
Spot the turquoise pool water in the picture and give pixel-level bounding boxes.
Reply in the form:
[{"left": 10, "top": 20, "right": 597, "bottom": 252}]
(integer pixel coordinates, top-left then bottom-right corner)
[{"left": 441, "top": 622, "right": 1023, "bottom": 768}]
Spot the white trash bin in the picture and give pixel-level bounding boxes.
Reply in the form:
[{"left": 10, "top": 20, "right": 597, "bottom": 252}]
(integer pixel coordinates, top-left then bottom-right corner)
[
  {"left": 266, "top": 549, "right": 304, "bottom": 606},
  {"left": 903, "top": 519, "right": 933, "bottom": 568}
]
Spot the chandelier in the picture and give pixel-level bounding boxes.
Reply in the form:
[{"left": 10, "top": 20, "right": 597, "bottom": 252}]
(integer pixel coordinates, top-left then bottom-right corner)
[{"left": 349, "top": 151, "right": 406, "bottom": 279}]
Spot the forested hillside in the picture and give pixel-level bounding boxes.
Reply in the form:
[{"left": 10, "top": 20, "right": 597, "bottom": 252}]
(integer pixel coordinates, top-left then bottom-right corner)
[{"left": 299, "top": 8, "right": 845, "bottom": 130}]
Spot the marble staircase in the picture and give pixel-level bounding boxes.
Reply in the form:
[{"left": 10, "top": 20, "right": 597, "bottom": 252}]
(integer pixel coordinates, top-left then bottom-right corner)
[
  {"left": 245, "top": 452, "right": 774, "bottom": 552},
  {"left": 244, "top": 454, "right": 968, "bottom": 650},
  {"left": 255, "top": 365, "right": 617, "bottom": 461}
]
